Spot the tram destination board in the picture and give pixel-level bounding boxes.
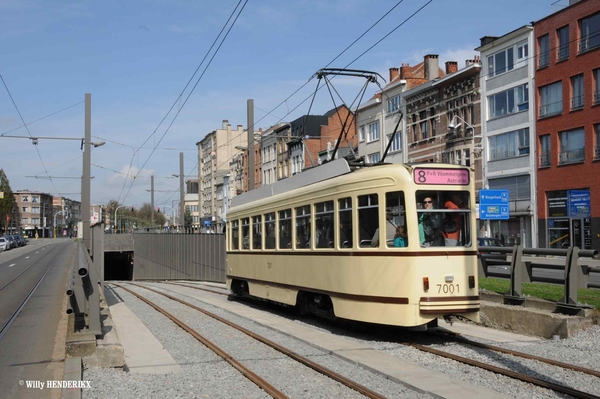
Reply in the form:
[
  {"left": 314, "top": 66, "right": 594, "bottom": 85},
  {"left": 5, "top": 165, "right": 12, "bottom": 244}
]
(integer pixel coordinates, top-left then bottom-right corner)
[{"left": 479, "top": 189, "right": 509, "bottom": 220}]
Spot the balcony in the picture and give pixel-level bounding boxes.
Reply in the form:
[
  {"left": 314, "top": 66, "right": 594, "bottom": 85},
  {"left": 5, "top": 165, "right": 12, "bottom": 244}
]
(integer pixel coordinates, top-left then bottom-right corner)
[
  {"left": 540, "top": 151, "right": 551, "bottom": 167},
  {"left": 571, "top": 95, "right": 584, "bottom": 110},
  {"left": 539, "top": 105, "right": 561, "bottom": 119},
  {"left": 558, "top": 148, "right": 585, "bottom": 164},
  {"left": 538, "top": 52, "right": 549, "bottom": 68},
  {"left": 557, "top": 45, "right": 569, "bottom": 61}
]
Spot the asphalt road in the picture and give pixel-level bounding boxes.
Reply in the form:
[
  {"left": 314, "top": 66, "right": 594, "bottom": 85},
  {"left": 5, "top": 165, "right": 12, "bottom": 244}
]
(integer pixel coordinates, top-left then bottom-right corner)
[{"left": 0, "top": 239, "right": 74, "bottom": 399}]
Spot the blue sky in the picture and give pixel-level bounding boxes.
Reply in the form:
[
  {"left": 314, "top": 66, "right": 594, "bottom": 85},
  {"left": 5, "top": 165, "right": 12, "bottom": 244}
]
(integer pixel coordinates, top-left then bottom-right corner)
[{"left": 0, "top": 0, "right": 565, "bottom": 209}]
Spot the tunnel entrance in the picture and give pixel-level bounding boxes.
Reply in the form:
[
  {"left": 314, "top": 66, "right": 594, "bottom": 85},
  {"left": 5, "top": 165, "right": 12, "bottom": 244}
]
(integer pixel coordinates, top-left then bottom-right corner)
[{"left": 104, "top": 251, "right": 134, "bottom": 281}]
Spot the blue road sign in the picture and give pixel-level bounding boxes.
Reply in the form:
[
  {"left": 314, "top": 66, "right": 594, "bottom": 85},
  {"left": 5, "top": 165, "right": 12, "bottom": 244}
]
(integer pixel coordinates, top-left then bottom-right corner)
[{"left": 479, "top": 189, "right": 509, "bottom": 220}]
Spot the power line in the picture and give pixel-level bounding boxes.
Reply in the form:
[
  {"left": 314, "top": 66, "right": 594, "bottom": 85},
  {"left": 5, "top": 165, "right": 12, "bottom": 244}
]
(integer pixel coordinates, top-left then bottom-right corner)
[
  {"left": 0, "top": 72, "right": 64, "bottom": 198},
  {"left": 119, "top": 0, "right": 248, "bottom": 204},
  {"left": 0, "top": 101, "right": 84, "bottom": 137}
]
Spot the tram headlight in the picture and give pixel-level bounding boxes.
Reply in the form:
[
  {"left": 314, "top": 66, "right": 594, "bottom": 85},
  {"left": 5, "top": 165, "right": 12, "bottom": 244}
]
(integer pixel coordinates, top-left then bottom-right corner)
[
  {"left": 423, "top": 277, "right": 429, "bottom": 291},
  {"left": 469, "top": 275, "right": 475, "bottom": 289}
]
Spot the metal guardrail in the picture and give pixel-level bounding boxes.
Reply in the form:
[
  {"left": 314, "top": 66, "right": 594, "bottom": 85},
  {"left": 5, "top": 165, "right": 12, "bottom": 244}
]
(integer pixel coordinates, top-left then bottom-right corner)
[
  {"left": 479, "top": 245, "right": 600, "bottom": 315},
  {"left": 65, "top": 224, "right": 104, "bottom": 335}
]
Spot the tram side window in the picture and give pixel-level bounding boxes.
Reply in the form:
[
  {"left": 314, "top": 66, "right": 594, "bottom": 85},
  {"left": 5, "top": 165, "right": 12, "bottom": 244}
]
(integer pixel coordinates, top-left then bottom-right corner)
[
  {"left": 252, "top": 215, "right": 262, "bottom": 250},
  {"left": 241, "top": 218, "right": 250, "bottom": 249},
  {"left": 265, "top": 212, "right": 276, "bottom": 249},
  {"left": 386, "top": 191, "right": 407, "bottom": 248},
  {"left": 416, "top": 190, "right": 471, "bottom": 247},
  {"left": 358, "top": 194, "right": 378, "bottom": 247},
  {"left": 295, "top": 205, "right": 311, "bottom": 249},
  {"left": 339, "top": 197, "right": 353, "bottom": 248},
  {"left": 315, "top": 201, "right": 334, "bottom": 248},
  {"left": 279, "top": 209, "right": 292, "bottom": 249},
  {"left": 231, "top": 220, "right": 239, "bottom": 250}
]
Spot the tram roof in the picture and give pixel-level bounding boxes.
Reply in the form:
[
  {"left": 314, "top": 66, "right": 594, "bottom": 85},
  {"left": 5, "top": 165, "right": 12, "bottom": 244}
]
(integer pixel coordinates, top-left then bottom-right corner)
[
  {"left": 230, "top": 158, "right": 353, "bottom": 208},
  {"left": 230, "top": 160, "right": 471, "bottom": 209}
]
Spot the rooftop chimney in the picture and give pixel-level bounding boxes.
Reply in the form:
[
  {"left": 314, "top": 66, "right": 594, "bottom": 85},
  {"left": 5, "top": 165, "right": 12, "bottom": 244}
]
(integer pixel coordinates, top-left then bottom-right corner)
[
  {"left": 389, "top": 67, "right": 399, "bottom": 82},
  {"left": 479, "top": 36, "right": 499, "bottom": 47},
  {"left": 222, "top": 119, "right": 229, "bottom": 129},
  {"left": 424, "top": 54, "right": 439, "bottom": 81},
  {"left": 445, "top": 61, "right": 458, "bottom": 75}
]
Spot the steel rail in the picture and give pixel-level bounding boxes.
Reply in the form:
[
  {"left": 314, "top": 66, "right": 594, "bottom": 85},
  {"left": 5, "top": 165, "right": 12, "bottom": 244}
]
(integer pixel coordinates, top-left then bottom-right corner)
[
  {"left": 0, "top": 245, "right": 63, "bottom": 341},
  {"left": 406, "top": 342, "right": 599, "bottom": 399},
  {"left": 0, "top": 244, "right": 59, "bottom": 291},
  {"left": 129, "top": 282, "right": 388, "bottom": 399},
  {"left": 111, "top": 283, "right": 288, "bottom": 399},
  {"left": 161, "top": 281, "right": 229, "bottom": 296},
  {"left": 434, "top": 330, "right": 600, "bottom": 378}
]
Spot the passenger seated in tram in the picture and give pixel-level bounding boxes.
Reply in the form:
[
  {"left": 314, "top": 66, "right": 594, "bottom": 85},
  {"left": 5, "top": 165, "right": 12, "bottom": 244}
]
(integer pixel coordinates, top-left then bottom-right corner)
[
  {"left": 371, "top": 211, "right": 396, "bottom": 247},
  {"left": 393, "top": 226, "right": 408, "bottom": 247},
  {"left": 418, "top": 195, "right": 444, "bottom": 247}
]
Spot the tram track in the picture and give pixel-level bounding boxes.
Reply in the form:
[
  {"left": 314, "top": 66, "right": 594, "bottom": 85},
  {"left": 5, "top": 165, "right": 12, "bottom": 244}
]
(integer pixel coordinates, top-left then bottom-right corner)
[
  {"left": 147, "top": 280, "right": 600, "bottom": 398},
  {"left": 0, "top": 244, "right": 63, "bottom": 341},
  {"left": 112, "top": 282, "right": 389, "bottom": 399}
]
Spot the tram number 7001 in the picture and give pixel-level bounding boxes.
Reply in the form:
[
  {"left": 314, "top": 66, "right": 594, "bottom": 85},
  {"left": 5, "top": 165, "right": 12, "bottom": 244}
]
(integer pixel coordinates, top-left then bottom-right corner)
[{"left": 437, "top": 284, "right": 459, "bottom": 294}]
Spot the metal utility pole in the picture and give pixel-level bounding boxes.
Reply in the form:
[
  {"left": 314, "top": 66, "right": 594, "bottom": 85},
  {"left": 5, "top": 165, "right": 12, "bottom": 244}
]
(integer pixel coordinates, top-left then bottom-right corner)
[
  {"left": 150, "top": 175, "right": 154, "bottom": 229},
  {"left": 247, "top": 99, "right": 255, "bottom": 191},
  {"left": 82, "top": 93, "right": 91, "bottom": 249},
  {"left": 179, "top": 152, "right": 184, "bottom": 231}
]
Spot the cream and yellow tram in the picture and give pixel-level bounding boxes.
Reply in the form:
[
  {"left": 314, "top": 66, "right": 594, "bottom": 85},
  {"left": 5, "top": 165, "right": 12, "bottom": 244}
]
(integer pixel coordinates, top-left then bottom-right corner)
[{"left": 226, "top": 159, "right": 479, "bottom": 327}]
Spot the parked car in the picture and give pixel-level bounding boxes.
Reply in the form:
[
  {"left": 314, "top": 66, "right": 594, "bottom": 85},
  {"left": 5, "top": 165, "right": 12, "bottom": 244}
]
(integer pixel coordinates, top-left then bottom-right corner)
[
  {"left": 477, "top": 237, "right": 504, "bottom": 248},
  {"left": 0, "top": 237, "right": 8, "bottom": 251},
  {"left": 3, "top": 235, "right": 16, "bottom": 249},
  {"left": 11, "top": 235, "right": 25, "bottom": 247}
]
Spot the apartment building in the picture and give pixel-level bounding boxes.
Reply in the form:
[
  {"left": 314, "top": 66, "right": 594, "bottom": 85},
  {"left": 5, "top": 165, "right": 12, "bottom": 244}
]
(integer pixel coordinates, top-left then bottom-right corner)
[
  {"left": 534, "top": 0, "right": 600, "bottom": 249},
  {"left": 13, "top": 190, "right": 54, "bottom": 238},
  {"left": 476, "top": 25, "right": 538, "bottom": 247},
  {"left": 356, "top": 54, "right": 445, "bottom": 165},
  {"left": 52, "top": 196, "right": 81, "bottom": 237},
  {"left": 197, "top": 120, "right": 247, "bottom": 232}
]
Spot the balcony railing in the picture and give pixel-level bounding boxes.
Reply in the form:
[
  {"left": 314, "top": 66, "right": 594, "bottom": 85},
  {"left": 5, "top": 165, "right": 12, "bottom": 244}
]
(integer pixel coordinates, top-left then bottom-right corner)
[
  {"left": 539, "top": 105, "right": 562, "bottom": 118},
  {"left": 571, "top": 95, "right": 584, "bottom": 110},
  {"left": 594, "top": 90, "right": 600, "bottom": 105},
  {"left": 557, "top": 45, "right": 569, "bottom": 61},
  {"left": 595, "top": 146, "right": 600, "bottom": 160},
  {"left": 540, "top": 151, "right": 551, "bottom": 167},
  {"left": 558, "top": 148, "right": 585, "bottom": 164},
  {"left": 538, "top": 52, "right": 549, "bottom": 68}
]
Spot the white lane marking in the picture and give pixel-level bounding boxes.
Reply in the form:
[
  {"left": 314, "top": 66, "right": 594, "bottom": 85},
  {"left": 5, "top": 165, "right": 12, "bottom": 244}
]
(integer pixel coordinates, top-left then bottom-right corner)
[
  {"left": 36, "top": 252, "right": 39, "bottom": 254},
  {"left": 9, "top": 264, "right": 15, "bottom": 267},
  {"left": 26, "top": 256, "right": 30, "bottom": 259}
]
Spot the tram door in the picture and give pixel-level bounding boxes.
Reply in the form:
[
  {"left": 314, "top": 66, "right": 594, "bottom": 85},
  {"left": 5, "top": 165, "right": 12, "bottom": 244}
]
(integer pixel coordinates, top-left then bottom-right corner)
[{"left": 570, "top": 219, "right": 585, "bottom": 248}]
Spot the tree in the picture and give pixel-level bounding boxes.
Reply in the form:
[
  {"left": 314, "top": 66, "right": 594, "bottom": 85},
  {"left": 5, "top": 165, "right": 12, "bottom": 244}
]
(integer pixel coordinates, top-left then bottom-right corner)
[
  {"left": 184, "top": 208, "right": 193, "bottom": 229},
  {"left": 0, "top": 169, "right": 17, "bottom": 235},
  {"left": 137, "top": 203, "right": 166, "bottom": 228}
]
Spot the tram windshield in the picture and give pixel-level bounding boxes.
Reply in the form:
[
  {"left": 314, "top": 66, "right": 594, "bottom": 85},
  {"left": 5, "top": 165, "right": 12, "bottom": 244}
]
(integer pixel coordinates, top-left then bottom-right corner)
[{"left": 416, "top": 190, "right": 471, "bottom": 247}]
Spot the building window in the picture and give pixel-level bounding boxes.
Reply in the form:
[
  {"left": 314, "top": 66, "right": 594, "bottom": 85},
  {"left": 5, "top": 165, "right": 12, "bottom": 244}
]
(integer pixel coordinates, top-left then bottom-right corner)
[
  {"left": 579, "top": 11, "right": 600, "bottom": 53},
  {"left": 594, "top": 68, "right": 600, "bottom": 105},
  {"left": 538, "top": 34, "right": 549, "bottom": 68},
  {"left": 359, "top": 125, "right": 365, "bottom": 142},
  {"left": 488, "top": 175, "right": 531, "bottom": 201},
  {"left": 559, "top": 128, "right": 585, "bottom": 164},
  {"left": 594, "top": 124, "right": 600, "bottom": 160},
  {"left": 387, "top": 132, "right": 402, "bottom": 153},
  {"left": 540, "top": 135, "right": 551, "bottom": 167},
  {"left": 367, "top": 121, "right": 379, "bottom": 142},
  {"left": 32, "top": 207, "right": 40, "bottom": 214},
  {"left": 571, "top": 74, "right": 584, "bottom": 110},
  {"left": 32, "top": 218, "right": 40, "bottom": 225},
  {"left": 516, "top": 41, "right": 529, "bottom": 68},
  {"left": 489, "top": 128, "right": 530, "bottom": 160},
  {"left": 22, "top": 196, "right": 29, "bottom": 202},
  {"left": 367, "top": 152, "right": 381, "bottom": 164},
  {"left": 539, "top": 81, "right": 562, "bottom": 118},
  {"left": 22, "top": 207, "right": 29, "bottom": 213},
  {"left": 22, "top": 218, "right": 28, "bottom": 224},
  {"left": 488, "top": 83, "right": 529, "bottom": 119},
  {"left": 488, "top": 46, "right": 513, "bottom": 77},
  {"left": 31, "top": 196, "right": 39, "bottom": 203},
  {"left": 387, "top": 95, "right": 401, "bottom": 113},
  {"left": 557, "top": 25, "right": 570, "bottom": 61}
]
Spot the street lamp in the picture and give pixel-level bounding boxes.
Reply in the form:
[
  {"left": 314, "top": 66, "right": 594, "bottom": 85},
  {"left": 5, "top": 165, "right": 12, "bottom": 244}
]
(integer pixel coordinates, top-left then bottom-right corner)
[{"left": 114, "top": 204, "right": 133, "bottom": 233}]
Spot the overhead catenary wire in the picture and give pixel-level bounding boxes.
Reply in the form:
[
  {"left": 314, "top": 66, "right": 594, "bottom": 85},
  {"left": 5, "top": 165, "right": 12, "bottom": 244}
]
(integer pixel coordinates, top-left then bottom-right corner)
[
  {"left": 119, "top": 0, "right": 248, "bottom": 205},
  {"left": 0, "top": 72, "right": 63, "bottom": 199}
]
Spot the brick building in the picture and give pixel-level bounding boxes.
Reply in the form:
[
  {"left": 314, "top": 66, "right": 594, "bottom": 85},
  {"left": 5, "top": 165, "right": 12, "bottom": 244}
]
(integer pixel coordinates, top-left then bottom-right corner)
[{"left": 534, "top": 0, "right": 600, "bottom": 249}]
